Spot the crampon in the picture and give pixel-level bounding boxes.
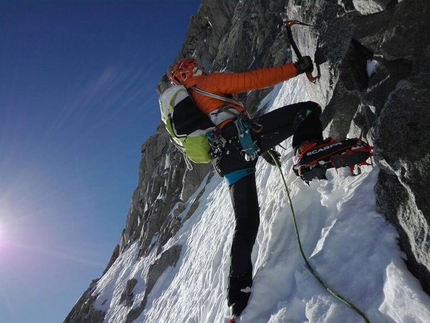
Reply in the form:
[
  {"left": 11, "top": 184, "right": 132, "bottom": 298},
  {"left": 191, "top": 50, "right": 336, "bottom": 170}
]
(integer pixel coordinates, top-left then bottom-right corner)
[{"left": 293, "top": 138, "right": 373, "bottom": 184}]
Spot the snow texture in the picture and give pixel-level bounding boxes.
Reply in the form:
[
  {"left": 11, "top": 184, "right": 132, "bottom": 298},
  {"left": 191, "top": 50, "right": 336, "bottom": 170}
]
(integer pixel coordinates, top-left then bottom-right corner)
[{"left": 92, "top": 78, "right": 430, "bottom": 323}]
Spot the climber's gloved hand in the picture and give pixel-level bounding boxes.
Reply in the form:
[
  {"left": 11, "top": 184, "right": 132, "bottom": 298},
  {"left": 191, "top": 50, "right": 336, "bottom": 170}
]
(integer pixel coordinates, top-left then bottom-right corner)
[
  {"left": 261, "top": 149, "right": 281, "bottom": 166},
  {"left": 294, "top": 56, "right": 314, "bottom": 75}
]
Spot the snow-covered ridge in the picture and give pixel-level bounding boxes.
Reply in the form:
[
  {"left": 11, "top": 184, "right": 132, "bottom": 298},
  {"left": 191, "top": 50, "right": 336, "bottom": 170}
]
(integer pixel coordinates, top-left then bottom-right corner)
[
  {"left": 91, "top": 81, "right": 430, "bottom": 323},
  {"left": 65, "top": 1, "right": 430, "bottom": 321}
]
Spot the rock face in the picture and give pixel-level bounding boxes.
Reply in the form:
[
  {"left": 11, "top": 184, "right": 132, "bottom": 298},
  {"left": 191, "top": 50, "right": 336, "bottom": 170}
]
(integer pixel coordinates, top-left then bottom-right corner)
[
  {"left": 374, "top": 78, "right": 430, "bottom": 291},
  {"left": 65, "top": 0, "right": 430, "bottom": 321},
  {"left": 120, "top": 123, "right": 211, "bottom": 259}
]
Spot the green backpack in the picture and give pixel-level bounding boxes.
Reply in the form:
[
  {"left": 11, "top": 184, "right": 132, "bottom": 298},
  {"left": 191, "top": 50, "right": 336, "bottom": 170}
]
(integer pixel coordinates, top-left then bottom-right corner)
[{"left": 159, "top": 85, "right": 215, "bottom": 164}]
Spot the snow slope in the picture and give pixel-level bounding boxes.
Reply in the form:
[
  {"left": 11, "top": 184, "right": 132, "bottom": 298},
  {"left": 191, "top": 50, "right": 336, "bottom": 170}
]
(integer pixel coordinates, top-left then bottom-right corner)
[{"left": 92, "top": 79, "right": 430, "bottom": 323}]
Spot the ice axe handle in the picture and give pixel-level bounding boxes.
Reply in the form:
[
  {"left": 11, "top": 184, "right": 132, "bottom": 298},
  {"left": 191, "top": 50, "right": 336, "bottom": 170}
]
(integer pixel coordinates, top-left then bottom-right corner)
[{"left": 284, "top": 20, "right": 319, "bottom": 83}]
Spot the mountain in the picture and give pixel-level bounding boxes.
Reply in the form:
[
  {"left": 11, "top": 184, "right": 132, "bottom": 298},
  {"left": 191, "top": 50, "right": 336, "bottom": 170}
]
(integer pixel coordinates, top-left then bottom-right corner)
[{"left": 65, "top": 0, "right": 430, "bottom": 322}]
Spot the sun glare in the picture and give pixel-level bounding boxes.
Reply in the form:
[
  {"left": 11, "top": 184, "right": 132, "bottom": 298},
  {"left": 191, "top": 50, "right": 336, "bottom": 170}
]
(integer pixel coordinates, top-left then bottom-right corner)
[
  {"left": 0, "top": 221, "right": 5, "bottom": 251},
  {"left": 0, "top": 204, "right": 14, "bottom": 253},
  {"left": 0, "top": 215, "right": 10, "bottom": 253}
]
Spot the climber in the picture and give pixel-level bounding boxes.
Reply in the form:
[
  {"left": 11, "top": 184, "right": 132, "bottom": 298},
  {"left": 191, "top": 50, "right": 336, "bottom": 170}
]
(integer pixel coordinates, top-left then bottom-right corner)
[{"left": 167, "top": 57, "right": 324, "bottom": 321}]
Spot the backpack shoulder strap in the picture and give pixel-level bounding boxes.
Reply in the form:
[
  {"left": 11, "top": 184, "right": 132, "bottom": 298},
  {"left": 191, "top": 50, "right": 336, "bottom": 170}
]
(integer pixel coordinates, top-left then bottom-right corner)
[
  {"left": 190, "top": 86, "right": 244, "bottom": 108},
  {"left": 159, "top": 85, "right": 189, "bottom": 124}
]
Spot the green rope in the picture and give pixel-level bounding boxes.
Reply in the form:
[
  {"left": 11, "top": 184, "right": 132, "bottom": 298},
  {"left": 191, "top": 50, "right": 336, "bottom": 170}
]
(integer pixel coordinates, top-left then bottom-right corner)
[{"left": 268, "top": 151, "right": 371, "bottom": 323}]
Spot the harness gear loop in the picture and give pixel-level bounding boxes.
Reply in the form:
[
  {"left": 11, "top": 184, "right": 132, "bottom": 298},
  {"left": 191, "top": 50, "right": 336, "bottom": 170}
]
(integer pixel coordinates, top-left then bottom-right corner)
[
  {"left": 206, "top": 128, "right": 226, "bottom": 159},
  {"left": 268, "top": 150, "right": 371, "bottom": 323}
]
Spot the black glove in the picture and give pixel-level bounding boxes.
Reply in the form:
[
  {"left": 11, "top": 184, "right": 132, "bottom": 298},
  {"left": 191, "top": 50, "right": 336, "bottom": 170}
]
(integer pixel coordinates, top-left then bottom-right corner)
[
  {"left": 261, "top": 149, "right": 281, "bottom": 166},
  {"left": 294, "top": 56, "right": 314, "bottom": 75}
]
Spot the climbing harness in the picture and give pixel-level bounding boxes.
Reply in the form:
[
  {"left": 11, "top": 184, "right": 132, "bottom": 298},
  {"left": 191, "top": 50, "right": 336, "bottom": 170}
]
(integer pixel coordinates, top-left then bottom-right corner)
[
  {"left": 284, "top": 19, "right": 321, "bottom": 83},
  {"left": 268, "top": 150, "right": 371, "bottom": 323},
  {"left": 206, "top": 110, "right": 263, "bottom": 162}
]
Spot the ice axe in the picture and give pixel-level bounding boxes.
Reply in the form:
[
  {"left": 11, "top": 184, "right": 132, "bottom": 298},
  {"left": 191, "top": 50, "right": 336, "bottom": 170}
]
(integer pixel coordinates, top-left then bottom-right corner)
[{"left": 284, "top": 19, "right": 321, "bottom": 83}]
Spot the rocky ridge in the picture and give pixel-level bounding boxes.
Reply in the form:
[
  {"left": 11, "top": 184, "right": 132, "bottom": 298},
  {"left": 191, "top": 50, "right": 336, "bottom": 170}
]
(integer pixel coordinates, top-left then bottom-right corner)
[{"left": 65, "top": 1, "right": 430, "bottom": 322}]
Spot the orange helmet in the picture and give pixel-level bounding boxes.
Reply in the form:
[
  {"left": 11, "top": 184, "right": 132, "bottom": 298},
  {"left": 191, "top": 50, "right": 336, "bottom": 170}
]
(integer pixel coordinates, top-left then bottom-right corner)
[{"left": 169, "top": 58, "right": 199, "bottom": 84}]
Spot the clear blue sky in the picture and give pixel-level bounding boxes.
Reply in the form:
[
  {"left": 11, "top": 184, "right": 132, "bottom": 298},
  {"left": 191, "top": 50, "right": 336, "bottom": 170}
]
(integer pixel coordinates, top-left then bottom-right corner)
[{"left": 0, "top": 1, "right": 201, "bottom": 322}]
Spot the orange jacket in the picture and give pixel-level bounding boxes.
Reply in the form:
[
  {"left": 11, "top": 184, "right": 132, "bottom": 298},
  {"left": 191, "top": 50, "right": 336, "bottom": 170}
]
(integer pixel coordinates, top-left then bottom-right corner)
[{"left": 182, "top": 63, "right": 298, "bottom": 123}]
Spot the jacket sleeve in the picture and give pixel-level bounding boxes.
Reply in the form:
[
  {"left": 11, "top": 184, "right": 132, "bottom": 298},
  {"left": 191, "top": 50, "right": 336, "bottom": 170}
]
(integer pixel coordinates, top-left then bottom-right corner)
[{"left": 202, "top": 63, "right": 298, "bottom": 95}]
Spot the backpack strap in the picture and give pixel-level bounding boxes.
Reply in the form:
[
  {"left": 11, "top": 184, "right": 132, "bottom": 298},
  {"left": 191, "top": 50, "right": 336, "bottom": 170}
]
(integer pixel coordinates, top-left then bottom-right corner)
[
  {"left": 190, "top": 86, "right": 244, "bottom": 108},
  {"left": 190, "top": 86, "right": 245, "bottom": 126}
]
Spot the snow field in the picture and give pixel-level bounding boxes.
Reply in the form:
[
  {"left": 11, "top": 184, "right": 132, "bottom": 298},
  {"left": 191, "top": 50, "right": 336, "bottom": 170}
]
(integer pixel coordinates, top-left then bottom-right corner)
[{"left": 92, "top": 79, "right": 430, "bottom": 323}]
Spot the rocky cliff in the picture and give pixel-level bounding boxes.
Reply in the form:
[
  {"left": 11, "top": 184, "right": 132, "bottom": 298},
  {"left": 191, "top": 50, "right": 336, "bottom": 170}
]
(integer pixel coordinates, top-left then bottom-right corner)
[{"left": 65, "top": 0, "right": 430, "bottom": 322}]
